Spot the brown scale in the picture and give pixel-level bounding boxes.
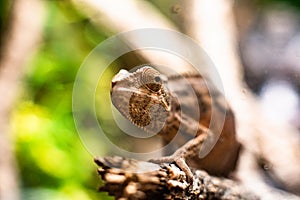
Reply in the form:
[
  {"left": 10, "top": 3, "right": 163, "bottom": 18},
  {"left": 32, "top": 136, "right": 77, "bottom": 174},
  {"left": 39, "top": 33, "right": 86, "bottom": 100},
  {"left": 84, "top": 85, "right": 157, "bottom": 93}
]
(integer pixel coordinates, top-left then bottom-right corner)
[
  {"left": 157, "top": 75, "right": 240, "bottom": 177},
  {"left": 128, "top": 83, "right": 168, "bottom": 132},
  {"left": 129, "top": 92, "right": 152, "bottom": 127}
]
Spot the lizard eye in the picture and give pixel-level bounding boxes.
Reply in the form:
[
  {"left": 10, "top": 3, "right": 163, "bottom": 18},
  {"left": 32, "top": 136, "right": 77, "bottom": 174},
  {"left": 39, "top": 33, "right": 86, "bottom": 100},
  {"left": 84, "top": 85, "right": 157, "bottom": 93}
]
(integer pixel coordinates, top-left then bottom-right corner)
[
  {"left": 141, "top": 67, "right": 161, "bottom": 84},
  {"left": 154, "top": 76, "right": 161, "bottom": 83},
  {"left": 140, "top": 67, "right": 163, "bottom": 92}
]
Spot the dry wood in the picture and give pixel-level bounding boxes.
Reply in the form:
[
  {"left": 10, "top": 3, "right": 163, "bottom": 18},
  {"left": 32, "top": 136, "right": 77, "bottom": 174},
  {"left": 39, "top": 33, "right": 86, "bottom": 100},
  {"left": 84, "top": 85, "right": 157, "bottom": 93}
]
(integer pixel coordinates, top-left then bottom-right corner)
[{"left": 95, "top": 156, "right": 258, "bottom": 200}]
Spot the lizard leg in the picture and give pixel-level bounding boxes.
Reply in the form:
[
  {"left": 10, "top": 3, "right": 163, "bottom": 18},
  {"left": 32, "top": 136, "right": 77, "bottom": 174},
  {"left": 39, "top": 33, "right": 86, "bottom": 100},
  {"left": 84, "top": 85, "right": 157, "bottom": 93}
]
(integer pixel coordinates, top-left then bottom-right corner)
[{"left": 149, "top": 125, "right": 211, "bottom": 181}]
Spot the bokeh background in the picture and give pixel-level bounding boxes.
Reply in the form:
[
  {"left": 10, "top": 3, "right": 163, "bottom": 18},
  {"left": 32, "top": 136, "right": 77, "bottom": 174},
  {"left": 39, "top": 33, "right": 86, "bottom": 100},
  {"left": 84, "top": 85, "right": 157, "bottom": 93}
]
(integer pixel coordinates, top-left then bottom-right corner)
[{"left": 1, "top": 0, "right": 300, "bottom": 199}]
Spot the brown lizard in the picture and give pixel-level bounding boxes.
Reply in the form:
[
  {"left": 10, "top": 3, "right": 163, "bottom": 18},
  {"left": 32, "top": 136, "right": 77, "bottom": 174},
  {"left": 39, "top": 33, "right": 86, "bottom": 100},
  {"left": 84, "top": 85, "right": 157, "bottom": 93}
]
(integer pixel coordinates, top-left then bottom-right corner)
[{"left": 110, "top": 66, "right": 241, "bottom": 180}]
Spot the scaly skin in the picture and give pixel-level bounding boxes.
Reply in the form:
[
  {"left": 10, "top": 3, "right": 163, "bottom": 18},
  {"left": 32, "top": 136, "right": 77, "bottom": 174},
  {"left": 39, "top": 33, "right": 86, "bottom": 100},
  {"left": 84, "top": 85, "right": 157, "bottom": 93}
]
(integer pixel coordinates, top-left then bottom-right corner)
[{"left": 110, "top": 66, "right": 241, "bottom": 180}]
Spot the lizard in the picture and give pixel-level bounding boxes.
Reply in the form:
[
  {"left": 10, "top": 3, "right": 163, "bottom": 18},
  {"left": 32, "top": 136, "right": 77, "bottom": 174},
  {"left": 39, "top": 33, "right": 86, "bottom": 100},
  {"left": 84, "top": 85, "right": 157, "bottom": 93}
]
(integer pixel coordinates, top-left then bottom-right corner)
[{"left": 110, "top": 65, "right": 241, "bottom": 180}]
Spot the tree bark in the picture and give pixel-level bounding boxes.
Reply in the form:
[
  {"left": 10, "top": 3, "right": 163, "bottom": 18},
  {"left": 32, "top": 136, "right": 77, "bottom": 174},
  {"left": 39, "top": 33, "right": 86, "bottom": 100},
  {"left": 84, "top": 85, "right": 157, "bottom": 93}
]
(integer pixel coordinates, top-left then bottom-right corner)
[{"left": 95, "top": 156, "right": 258, "bottom": 200}]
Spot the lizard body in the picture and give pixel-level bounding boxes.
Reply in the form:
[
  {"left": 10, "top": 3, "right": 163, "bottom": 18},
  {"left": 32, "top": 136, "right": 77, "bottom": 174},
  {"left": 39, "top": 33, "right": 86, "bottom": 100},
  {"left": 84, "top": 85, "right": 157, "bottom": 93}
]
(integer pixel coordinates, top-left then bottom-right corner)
[{"left": 110, "top": 66, "right": 241, "bottom": 179}]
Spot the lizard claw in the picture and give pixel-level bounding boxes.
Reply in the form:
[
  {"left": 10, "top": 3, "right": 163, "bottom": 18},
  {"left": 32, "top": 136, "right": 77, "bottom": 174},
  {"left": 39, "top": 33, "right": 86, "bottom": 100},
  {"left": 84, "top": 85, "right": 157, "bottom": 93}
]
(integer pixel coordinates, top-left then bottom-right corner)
[
  {"left": 149, "top": 156, "right": 194, "bottom": 182},
  {"left": 174, "top": 157, "right": 194, "bottom": 182}
]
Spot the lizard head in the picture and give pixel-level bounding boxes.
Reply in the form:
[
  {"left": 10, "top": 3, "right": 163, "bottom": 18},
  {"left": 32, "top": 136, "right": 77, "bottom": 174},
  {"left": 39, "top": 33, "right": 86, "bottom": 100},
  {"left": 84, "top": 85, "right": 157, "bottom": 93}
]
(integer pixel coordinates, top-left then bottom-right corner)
[{"left": 111, "top": 66, "right": 171, "bottom": 133}]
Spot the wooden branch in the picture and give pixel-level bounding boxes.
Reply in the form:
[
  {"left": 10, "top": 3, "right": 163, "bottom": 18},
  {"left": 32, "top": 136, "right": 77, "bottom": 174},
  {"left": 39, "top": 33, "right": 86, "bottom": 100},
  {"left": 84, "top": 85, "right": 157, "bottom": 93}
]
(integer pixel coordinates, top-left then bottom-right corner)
[{"left": 95, "top": 156, "right": 258, "bottom": 200}]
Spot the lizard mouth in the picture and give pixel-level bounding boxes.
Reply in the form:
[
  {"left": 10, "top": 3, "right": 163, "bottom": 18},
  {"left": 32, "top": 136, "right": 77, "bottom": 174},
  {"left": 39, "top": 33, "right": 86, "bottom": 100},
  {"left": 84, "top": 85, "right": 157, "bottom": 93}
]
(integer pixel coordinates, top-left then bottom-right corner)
[
  {"left": 112, "top": 86, "right": 171, "bottom": 110},
  {"left": 112, "top": 87, "right": 171, "bottom": 112},
  {"left": 160, "top": 96, "right": 171, "bottom": 111}
]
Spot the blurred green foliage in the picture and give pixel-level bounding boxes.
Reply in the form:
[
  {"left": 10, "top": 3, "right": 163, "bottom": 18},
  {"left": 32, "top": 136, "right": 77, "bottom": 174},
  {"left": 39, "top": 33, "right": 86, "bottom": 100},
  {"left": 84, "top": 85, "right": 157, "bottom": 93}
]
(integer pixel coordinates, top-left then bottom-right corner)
[
  {"left": 260, "top": 0, "right": 300, "bottom": 9},
  {"left": 11, "top": 1, "right": 113, "bottom": 199}
]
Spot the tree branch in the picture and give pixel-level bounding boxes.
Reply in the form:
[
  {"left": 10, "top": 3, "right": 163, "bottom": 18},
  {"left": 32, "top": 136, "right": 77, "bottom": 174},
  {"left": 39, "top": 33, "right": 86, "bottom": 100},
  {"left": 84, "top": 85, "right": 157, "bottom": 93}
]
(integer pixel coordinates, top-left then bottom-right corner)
[{"left": 95, "top": 156, "right": 258, "bottom": 200}]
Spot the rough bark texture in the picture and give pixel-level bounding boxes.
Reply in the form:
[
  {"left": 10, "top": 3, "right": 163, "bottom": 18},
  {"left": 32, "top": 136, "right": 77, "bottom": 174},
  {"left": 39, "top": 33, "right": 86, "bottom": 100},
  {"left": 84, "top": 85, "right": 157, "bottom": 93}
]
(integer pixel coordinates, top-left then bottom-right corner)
[{"left": 95, "top": 156, "right": 258, "bottom": 200}]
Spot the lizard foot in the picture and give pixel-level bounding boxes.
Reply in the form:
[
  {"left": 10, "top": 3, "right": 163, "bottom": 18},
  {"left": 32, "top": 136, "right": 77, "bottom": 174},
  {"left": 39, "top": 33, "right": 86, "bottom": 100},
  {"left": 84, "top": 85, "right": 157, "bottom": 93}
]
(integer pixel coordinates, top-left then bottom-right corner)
[
  {"left": 149, "top": 156, "right": 194, "bottom": 182},
  {"left": 149, "top": 125, "right": 210, "bottom": 182}
]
